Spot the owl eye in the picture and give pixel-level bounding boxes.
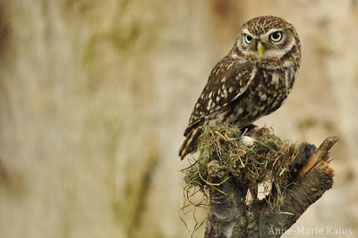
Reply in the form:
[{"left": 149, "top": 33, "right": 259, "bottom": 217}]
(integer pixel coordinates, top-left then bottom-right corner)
[
  {"left": 244, "top": 34, "right": 253, "bottom": 44},
  {"left": 269, "top": 31, "right": 283, "bottom": 42}
]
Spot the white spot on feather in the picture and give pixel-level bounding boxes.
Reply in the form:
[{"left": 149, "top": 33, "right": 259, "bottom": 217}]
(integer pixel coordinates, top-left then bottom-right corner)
[
  {"left": 236, "top": 58, "right": 248, "bottom": 64},
  {"left": 260, "top": 94, "right": 267, "bottom": 101},
  {"left": 271, "top": 72, "right": 279, "bottom": 85},
  {"left": 227, "top": 62, "right": 234, "bottom": 69},
  {"left": 230, "top": 67, "right": 257, "bottom": 102},
  {"left": 249, "top": 68, "right": 257, "bottom": 82},
  {"left": 222, "top": 89, "right": 228, "bottom": 98},
  {"left": 207, "top": 99, "right": 212, "bottom": 110},
  {"left": 283, "top": 60, "right": 293, "bottom": 68}
]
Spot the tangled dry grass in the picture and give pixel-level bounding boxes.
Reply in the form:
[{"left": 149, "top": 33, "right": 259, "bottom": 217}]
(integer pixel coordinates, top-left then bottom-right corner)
[{"left": 182, "top": 124, "right": 300, "bottom": 208}]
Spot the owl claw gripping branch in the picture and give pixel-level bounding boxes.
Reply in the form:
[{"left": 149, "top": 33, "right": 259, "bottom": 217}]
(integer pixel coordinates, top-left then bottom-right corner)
[{"left": 179, "top": 16, "right": 301, "bottom": 160}]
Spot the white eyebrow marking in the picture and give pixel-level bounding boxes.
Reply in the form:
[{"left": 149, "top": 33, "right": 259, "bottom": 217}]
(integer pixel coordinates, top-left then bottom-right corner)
[
  {"left": 242, "top": 28, "right": 253, "bottom": 36},
  {"left": 263, "top": 28, "right": 283, "bottom": 38}
]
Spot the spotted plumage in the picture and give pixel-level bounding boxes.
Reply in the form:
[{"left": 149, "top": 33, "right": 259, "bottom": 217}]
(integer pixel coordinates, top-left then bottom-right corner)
[{"left": 179, "top": 16, "right": 301, "bottom": 160}]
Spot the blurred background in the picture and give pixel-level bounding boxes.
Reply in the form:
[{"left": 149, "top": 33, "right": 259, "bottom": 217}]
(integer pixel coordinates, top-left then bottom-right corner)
[{"left": 0, "top": 0, "right": 357, "bottom": 237}]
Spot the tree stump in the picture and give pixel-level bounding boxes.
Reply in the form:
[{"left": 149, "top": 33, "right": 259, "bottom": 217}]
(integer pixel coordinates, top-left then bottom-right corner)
[{"left": 182, "top": 125, "right": 338, "bottom": 238}]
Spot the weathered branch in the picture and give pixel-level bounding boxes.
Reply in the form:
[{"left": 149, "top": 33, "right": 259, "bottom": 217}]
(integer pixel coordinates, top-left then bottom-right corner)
[
  {"left": 202, "top": 130, "right": 338, "bottom": 238},
  {"left": 298, "top": 137, "right": 338, "bottom": 178}
]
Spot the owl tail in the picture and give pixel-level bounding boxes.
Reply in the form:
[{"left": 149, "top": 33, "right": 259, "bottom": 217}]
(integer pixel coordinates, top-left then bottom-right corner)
[{"left": 179, "top": 127, "right": 202, "bottom": 160}]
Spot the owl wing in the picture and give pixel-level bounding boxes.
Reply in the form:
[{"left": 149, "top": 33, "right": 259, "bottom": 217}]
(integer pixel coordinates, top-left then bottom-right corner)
[{"left": 184, "top": 57, "right": 257, "bottom": 136}]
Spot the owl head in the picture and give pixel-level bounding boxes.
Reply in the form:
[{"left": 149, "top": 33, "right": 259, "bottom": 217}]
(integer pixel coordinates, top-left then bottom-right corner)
[{"left": 235, "top": 16, "right": 301, "bottom": 62}]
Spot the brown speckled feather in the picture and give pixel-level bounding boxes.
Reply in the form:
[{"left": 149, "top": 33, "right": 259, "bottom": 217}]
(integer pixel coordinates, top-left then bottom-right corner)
[
  {"left": 184, "top": 59, "right": 256, "bottom": 136},
  {"left": 179, "top": 16, "right": 301, "bottom": 160}
]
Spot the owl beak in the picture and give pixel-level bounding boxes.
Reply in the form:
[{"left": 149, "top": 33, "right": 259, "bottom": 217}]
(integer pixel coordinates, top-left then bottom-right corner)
[{"left": 257, "top": 42, "right": 265, "bottom": 57}]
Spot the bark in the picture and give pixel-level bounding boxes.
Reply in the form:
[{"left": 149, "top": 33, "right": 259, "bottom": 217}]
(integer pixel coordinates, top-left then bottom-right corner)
[{"left": 204, "top": 137, "right": 338, "bottom": 238}]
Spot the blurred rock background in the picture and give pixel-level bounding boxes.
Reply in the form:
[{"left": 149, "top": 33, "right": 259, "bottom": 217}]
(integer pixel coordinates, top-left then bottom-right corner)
[{"left": 0, "top": 0, "right": 357, "bottom": 237}]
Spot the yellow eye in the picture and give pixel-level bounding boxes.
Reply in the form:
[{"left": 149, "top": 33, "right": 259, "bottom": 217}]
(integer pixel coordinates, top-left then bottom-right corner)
[
  {"left": 269, "top": 31, "right": 283, "bottom": 42},
  {"left": 244, "top": 34, "right": 253, "bottom": 44}
]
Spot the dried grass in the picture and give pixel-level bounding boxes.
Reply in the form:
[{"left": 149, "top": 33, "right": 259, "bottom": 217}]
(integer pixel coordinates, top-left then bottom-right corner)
[{"left": 182, "top": 124, "right": 299, "bottom": 208}]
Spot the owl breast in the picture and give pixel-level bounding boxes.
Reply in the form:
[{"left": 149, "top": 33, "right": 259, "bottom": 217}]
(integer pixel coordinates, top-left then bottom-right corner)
[{"left": 214, "top": 66, "right": 296, "bottom": 128}]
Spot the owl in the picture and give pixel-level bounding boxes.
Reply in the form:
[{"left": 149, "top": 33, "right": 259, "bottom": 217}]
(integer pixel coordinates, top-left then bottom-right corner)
[{"left": 179, "top": 16, "right": 301, "bottom": 160}]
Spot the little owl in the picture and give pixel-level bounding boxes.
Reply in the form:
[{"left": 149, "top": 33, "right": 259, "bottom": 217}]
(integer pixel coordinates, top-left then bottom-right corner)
[{"left": 179, "top": 16, "right": 301, "bottom": 160}]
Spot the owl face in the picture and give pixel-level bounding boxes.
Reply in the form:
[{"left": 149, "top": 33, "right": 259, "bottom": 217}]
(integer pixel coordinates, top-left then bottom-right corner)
[{"left": 236, "top": 16, "right": 299, "bottom": 61}]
